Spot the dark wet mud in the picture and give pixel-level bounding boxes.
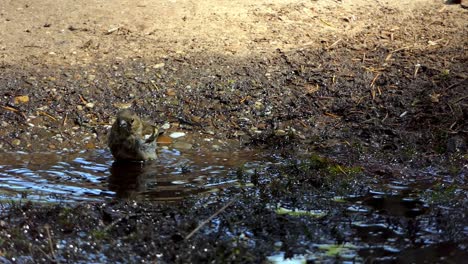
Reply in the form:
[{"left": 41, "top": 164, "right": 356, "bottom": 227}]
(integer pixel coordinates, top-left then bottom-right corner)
[{"left": 0, "top": 139, "right": 466, "bottom": 263}]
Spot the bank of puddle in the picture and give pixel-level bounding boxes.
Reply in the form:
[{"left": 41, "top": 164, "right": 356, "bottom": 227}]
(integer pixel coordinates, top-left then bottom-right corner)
[{"left": 0, "top": 139, "right": 465, "bottom": 262}]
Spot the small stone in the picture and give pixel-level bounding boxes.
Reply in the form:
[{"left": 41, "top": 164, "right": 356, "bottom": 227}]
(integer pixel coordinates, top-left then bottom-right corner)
[
  {"left": 84, "top": 142, "right": 95, "bottom": 149},
  {"left": 447, "top": 136, "right": 466, "bottom": 153},
  {"left": 274, "top": 241, "right": 283, "bottom": 249},
  {"left": 166, "top": 89, "right": 176, "bottom": 96},
  {"left": 77, "top": 105, "right": 83, "bottom": 111},
  {"left": 12, "top": 139, "right": 21, "bottom": 146},
  {"left": 85, "top": 102, "right": 94, "bottom": 108},
  {"left": 173, "top": 142, "right": 193, "bottom": 150},
  {"left": 152, "top": 63, "right": 165, "bottom": 69},
  {"left": 37, "top": 105, "right": 49, "bottom": 111},
  {"left": 212, "top": 144, "right": 221, "bottom": 151},
  {"left": 274, "top": 129, "right": 287, "bottom": 136},
  {"left": 161, "top": 122, "right": 171, "bottom": 130},
  {"left": 254, "top": 101, "right": 264, "bottom": 110},
  {"left": 169, "top": 132, "right": 186, "bottom": 139},
  {"left": 113, "top": 102, "right": 132, "bottom": 109}
]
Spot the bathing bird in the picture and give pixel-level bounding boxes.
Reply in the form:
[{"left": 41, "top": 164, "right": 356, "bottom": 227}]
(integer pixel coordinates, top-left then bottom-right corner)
[{"left": 108, "top": 109, "right": 158, "bottom": 161}]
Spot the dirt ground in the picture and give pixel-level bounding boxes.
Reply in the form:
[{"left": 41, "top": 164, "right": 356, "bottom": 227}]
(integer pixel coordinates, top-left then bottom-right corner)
[
  {"left": 1, "top": 0, "right": 466, "bottom": 152},
  {"left": 0, "top": 0, "right": 467, "bottom": 263}
]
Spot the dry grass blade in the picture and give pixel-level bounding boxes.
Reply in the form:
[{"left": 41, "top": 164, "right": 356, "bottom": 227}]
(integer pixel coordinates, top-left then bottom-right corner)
[
  {"left": 1, "top": 105, "right": 19, "bottom": 112},
  {"left": 370, "top": 73, "right": 381, "bottom": 87},
  {"left": 327, "top": 39, "right": 342, "bottom": 50},
  {"left": 38, "top": 111, "right": 58, "bottom": 122},
  {"left": 185, "top": 199, "right": 236, "bottom": 240},
  {"left": 1, "top": 105, "right": 27, "bottom": 119},
  {"left": 325, "top": 112, "right": 340, "bottom": 118},
  {"left": 44, "top": 224, "right": 59, "bottom": 264},
  {"left": 62, "top": 113, "right": 68, "bottom": 126}
]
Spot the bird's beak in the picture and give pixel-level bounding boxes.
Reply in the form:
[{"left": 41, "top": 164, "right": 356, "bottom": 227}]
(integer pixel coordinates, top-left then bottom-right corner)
[{"left": 119, "top": 120, "right": 128, "bottom": 128}]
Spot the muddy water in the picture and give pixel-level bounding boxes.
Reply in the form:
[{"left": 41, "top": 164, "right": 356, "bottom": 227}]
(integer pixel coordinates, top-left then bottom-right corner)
[
  {"left": 0, "top": 143, "right": 465, "bottom": 262},
  {"left": 0, "top": 147, "right": 265, "bottom": 202}
]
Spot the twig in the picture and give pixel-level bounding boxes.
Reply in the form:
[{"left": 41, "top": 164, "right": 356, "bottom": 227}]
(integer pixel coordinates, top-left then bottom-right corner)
[
  {"left": 319, "top": 18, "right": 335, "bottom": 28},
  {"left": 391, "top": 45, "right": 413, "bottom": 53},
  {"left": 414, "top": 64, "right": 421, "bottom": 78},
  {"left": 38, "top": 111, "right": 58, "bottom": 122},
  {"left": 370, "top": 73, "right": 381, "bottom": 87},
  {"left": 451, "top": 95, "right": 468, "bottom": 104},
  {"left": 326, "top": 39, "right": 342, "bottom": 50},
  {"left": 444, "top": 78, "right": 467, "bottom": 91},
  {"left": 150, "top": 81, "right": 160, "bottom": 92},
  {"left": 0, "top": 138, "right": 14, "bottom": 148},
  {"left": 1, "top": 105, "right": 19, "bottom": 112},
  {"left": 324, "top": 112, "right": 340, "bottom": 118},
  {"left": 79, "top": 94, "right": 88, "bottom": 104},
  {"left": 103, "top": 214, "right": 136, "bottom": 232},
  {"left": 1, "top": 105, "right": 27, "bottom": 119},
  {"left": 62, "top": 113, "right": 68, "bottom": 126},
  {"left": 44, "top": 224, "right": 59, "bottom": 264},
  {"left": 185, "top": 199, "right": 236, "bottom": 240}
]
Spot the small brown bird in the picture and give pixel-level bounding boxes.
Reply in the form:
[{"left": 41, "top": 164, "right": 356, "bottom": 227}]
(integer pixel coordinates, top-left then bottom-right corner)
[{"left": 108, "top": 109, "right": 158, "bottom": 161}]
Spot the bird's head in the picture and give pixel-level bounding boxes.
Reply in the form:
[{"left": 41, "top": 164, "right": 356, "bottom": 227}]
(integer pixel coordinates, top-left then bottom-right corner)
[{"left": 115, "top": 109, "right": 142, "bottom": 135}]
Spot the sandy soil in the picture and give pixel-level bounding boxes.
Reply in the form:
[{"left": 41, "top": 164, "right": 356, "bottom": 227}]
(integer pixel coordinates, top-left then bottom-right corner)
[{"left": 2, "top": 0, "right": 465, "bottom": 62}]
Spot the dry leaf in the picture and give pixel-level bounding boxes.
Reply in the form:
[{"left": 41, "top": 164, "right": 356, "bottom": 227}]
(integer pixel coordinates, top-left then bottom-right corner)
[
  {"left": 156, "top": 135, "right": 172, "bottom": 145},
  {"left": 430, "top": 92, "right": 441, "bottom": 103},
  {"left": 304, "top": 84, "right": 319, "bottom": 94},
  {"left": 166, "top": 89, "right": 176, "bottom": 96},
  {"left": 14, "top": 95, "right": 29, "bottom": 104}
]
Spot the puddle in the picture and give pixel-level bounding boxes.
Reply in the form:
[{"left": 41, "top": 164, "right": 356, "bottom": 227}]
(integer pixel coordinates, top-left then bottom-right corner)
[
  {"left": 0, "top": 144, "right": 465, "bottom": 263},
  {"left": 0, "top": 146, "right": 266, "bottom": 202}
]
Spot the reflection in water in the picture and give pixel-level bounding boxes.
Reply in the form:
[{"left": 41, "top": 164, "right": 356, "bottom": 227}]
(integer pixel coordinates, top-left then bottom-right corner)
[
  {"left": 108, "top": 148, "right": 259, "bottom": 201},
  {"left": 109, "top": 161, "right": 204, "bottom": 201},
  {"left": 0, "top": 147, "right": 264, "bottom": 202}
]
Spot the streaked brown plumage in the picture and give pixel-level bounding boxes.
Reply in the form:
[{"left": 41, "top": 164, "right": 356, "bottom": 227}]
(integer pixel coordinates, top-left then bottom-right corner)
[{"left": 108, "top": 109, "right": 158, "bottom": 161}]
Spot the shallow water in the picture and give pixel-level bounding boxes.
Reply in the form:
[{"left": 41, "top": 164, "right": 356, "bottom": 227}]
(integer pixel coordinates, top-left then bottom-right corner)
[
  {"left": 0, "top": 144, "right": 465, "bottom": 262},
  {"left": 0, "top": 147, "right": 265, "bottom": 202}
]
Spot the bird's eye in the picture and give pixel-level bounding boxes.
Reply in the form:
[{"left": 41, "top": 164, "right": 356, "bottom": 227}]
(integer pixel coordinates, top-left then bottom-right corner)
[{"left": 130, "top": 118, "right": 135, "bottom": 124}]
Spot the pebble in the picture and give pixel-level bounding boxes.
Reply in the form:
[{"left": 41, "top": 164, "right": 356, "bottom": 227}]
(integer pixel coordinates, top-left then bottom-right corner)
[
  {"left": 274, "top": 129, "right": 287, "bottom": 136},
  {"left": 212, "top": 144, "right": 221, "bottom": 151},
  {"left": 173, "top": 142, "right": 193, "bottom": 150},
  {"left": 12, "top": 139, "right": 21, "bottom": 146},
  {"left": 254, "top": 101, "right": 264, "bottom": 110},
  {"left": 169, "top": 132, "right": 186, "bottom": 139},
  {"left": 161, "top": 122, "right": 171, "bottom": 130},
  {"left": 152, "top": 63, "right": 165, "bottom": 69},
  {"left": 447, "top": 136, "right": 466, "bottom": 153},
  {"left": 84, "top": 142, "right": 95, "bottom": 149}
]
